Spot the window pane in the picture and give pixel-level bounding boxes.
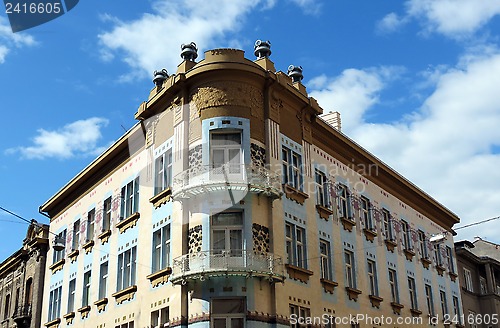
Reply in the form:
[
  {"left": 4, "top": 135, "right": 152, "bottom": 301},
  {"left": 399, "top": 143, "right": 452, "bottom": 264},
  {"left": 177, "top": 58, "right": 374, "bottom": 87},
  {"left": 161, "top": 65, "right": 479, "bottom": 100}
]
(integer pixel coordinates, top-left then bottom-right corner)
[{"left": 212, "top": 298, "right": 245, "bottom": 314}]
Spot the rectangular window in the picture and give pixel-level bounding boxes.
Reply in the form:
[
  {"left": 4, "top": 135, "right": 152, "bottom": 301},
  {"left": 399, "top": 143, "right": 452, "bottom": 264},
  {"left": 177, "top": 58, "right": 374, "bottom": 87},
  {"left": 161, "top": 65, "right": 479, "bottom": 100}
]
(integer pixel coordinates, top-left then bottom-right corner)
[
  {"left": 211, "top": 132, "right": 242, "bottom": 176},
  {"left": 382, "top": 209, "right": 395, "bottom": 241},
  {"left": 285, "top": 222, "right": 307, "bottom": 268},
  {"left": 282, "top": 146, "right": 302, "bottom": 190},
  {"left": 418, "top": 230, "right": 429, "bottom": 259},
  {"left": 434, "top": 244, "right": 444, "bottom": 266},
  {"left": 103, "top": 196, "right": 112, "bottom": 232},
  {"left": 99, "top": 262, "right": 108, "bottom": 300},
  {"left": 388, "top": 269, "right": 399, "bottom": 303},
  {"left": 289, "top": 304, "right": 310, "bottom": 328},
  {"left": 425, "top": 284, "right": 434, "bottom": 316},
  {"left": 464, "top": 268, "right": 473, "bottom": 292},
  {"left": 67, "top": 279, "right": 76, "bottom": 314},
  {"left": 121, "top": 177, "right": 140, "bottom": 219},
  {"left": 150, "top": 306, "right": 169, "bottom": 327},
  {"left": 469, "top": 311, "right": 478, "bottom": 328},
  {"left": 117, "top": 246, "right": 137, "bottom": 291},
  {"left": 48, "top": 286, "right": 62, "bottom": 321},
  {"left": 155, "top": 150, "right": 173, "bottom": 195},
  {"left": 337, "top": 184, "right": 351, "bottom": 219},
  {"left": 479, "top": 276, "right": 487, "bottom": 294},
  {"left": 452, "top": 296, "right": 462, "bottom": 325},
  {"left": 116, "top": 321, "right": 134, "bottom": 328},
  {"left": 82, "top": 271, "right": 91, "bottom": 307},
  {"left": 360, "top": 196, "right": 373, "bottom": 230},
  {"left": 315, "top": 169, "right": 329, "bottom": 207},
  {"left": 53, "top": 229, "right": 66, "bottom": 263},
  {"left": 152, "top": 224, "right": 171, "bottom": 272},
  {"left": 211, "top": 298, "right": 245, "bottom": 328},
  {"left": 408, "top": 277, "right": 418, "bottom": 310},
  {"left": 401, "top": 220, "right": 412, "bottom": 250},
  {"left": 344, "top": 250, "right": 356, "bottom": 288},
  {"left": 72, "top": 220, "right": 80, "bottom": 250},
  {"left": 440, "top": 290, "right": 448, "bottom": 316},
  {"left": 319, "top": 240, "right": 332, "bottom": 281},
  {"left": 367, "top": 260, "right": 378, "bottom": 296},
  {"left": 212, "top": 212, "right": 243, "bottom": 257},
  {"left": 86, "top": 208, "right": 95, "bottom": 241},
  {"left": 446, "top": 246, "right": 455, "bottom": 273}
]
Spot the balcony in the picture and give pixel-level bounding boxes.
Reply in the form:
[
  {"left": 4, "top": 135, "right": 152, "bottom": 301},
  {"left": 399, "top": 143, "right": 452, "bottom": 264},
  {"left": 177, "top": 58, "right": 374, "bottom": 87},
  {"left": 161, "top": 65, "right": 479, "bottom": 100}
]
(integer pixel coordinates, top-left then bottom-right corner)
[
  {"left": 170, "top": 250, "right": 285, "bottom": 284},
  {"left": 172, "top": 164, "right": 283, "bottom": 200},
  {"left": 13, "top": 305, "right": 31, "bottom": 328}
]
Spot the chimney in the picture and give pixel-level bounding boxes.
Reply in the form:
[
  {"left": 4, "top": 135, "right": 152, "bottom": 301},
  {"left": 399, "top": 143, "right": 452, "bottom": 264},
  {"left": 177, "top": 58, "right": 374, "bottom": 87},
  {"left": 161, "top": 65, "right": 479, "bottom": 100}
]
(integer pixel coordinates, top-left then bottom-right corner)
[{"left": 321, "top": 111, "right": 342, "bottom": 132}]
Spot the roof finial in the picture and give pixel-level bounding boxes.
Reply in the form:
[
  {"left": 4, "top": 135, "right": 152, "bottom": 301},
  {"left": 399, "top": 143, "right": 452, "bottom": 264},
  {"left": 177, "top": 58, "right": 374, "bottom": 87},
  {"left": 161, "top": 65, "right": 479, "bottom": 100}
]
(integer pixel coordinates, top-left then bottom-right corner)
[
  {"left": 254, "top": 40, "right": 272, "bottom": 59},
  {"left": 181, "top": 42, "right": 198, "bottom": 61},
  {"left": 153, "top": 69, "right": 169, "bottom": 87},
  {"left": 287, "top": 65, "right": 303, "bottom": 82}
]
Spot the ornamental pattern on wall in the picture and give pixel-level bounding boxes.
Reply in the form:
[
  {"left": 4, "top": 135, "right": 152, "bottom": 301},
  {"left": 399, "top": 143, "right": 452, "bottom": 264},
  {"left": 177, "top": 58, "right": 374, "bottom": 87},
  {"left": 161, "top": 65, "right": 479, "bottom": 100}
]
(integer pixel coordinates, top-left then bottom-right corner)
[
  {"left": 188, "top": 225, "right": 202, "bottom": 254},
  {"left": 250, "top": 143, "right": 266, "bottom": 167},
  {"left": 252, "top": 223, "right": 270, "bottom": 255}
]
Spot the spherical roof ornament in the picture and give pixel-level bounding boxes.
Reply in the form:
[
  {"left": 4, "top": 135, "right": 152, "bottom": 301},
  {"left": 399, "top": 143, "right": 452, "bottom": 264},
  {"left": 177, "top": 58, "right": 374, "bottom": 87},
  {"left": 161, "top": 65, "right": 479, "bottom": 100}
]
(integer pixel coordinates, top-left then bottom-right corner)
[
  {"left": 153, "top": 69, "right": 169, "bottom": 87},
  {"left": 254, "top": 40, "right": 272, "bottom": 59},
  {"left": 181, "top": 42, "right": 198, "bottom": 61},
  {"left": 287, "top": 65, "right": 303, "bottom": 83}
]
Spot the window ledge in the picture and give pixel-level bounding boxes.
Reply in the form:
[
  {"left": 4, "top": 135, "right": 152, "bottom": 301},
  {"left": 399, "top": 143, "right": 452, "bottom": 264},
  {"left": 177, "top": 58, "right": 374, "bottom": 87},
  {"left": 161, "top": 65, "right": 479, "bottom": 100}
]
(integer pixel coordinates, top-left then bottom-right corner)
[
  {"left": 77, "top": 305, "right": 91, "bottom": 319},
  {"left": 146, "top": 267, "right": 173, "bottom": 287},
  {"left": 82, "top": 240, "right": 94, "bottom": 254},
  {"left": 149, "top": 187, "right": 172, "bottom": 209},
  {"left": 98, "top": 230, "right": 111, "bottom": 244},
  {"left": 283, "top": 184, "right": 308, "bottom": 205},
  {"left": 340, "top": 217, "right": 356, "bottom": 232},
  {"left": 368, "top": 295, "right": 383, "bottom": 308},
  {"left": 390, "top": 302, "right": 404, "bottom": 315},
  {"left": 320, "top": 278, "right": 338, "bottom": 294},
  {"left": 285, "top": 264, "right": 313, "bottom": 283},
  {"left": 116, "top": 212, "right": 140, "bottom": 234},
  {"left": 421, "top": 257, "right": 432, "bottom": 269},
  {"left": 44, "top": 318, "right": 61, "bottom": 328},
  {"left": 363, "top": 228, "right": 377, "bottom": 242},
  {"left": 410, "top": 308, "right": 422, "bottom": 317},
  {"left": 63, "top": 312, "right": 75, "bottom": 325},
  {"left": 112, "top": 285, "right": 137, "bottom": 304},
  {"left": 93, "top": 298, "right": 108, "bottom": 313},
  {"left": 436, "top": 264, "right": 446, "bottom": 276},
  {"left": 49, "top": 259, "right": 65, "bottom": 274},
  {"left": 345, "top": 287, "right": 362, "bottom": 301},
  {"left": 316, "top": 205, "right": 333, "bottom": 220},
  {"left": 68, "top": 249, "right": 79, "bottom": 263},
  {"left": 404, "top": 248, "right": 416, "bottom": 261},
  {"left": 384, "top": 239, "right": 397, "bottom": 253},
  {"left": 449, "top": 271, "right": 458, "bottom": 282}
]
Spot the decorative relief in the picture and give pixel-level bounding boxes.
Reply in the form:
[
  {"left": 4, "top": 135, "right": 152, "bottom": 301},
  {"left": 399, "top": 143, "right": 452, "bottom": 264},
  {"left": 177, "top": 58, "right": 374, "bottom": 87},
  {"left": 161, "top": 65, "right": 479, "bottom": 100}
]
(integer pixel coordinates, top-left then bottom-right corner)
[
  {"left": 252, "top": 223, "right": 270, "bottom": 254},
  {"left": 188, "top": 145, "right": 202, "bottom": 170},
  {"left": 250, "top": 143, "right": 266, "bottom": 167},
  {"left": 188, "top": 225, "right": 202, "bottom": 254}
]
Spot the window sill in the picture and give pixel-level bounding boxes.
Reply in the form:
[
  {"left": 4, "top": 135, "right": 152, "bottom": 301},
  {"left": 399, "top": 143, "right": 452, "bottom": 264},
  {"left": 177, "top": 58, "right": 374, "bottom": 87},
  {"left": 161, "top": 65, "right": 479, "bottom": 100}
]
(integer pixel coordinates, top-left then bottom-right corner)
[
  {"left": 49, "top": 259, "right": 65, "bottom": 274},
  {"left": 283, "top": 184, "right": 309, "bottom": 205},
  {"left": 63, "top": 312, "right": 75, "bottom": 325},
  {"left": 340, "top": 217, "right": 356, "bottom": 232},
  {"left": 82, "top": 240, "right": 94, "bottom": 254},
  {"left": 77, "top": 305, "right": 91, "bottom": 319},
  {"left": 363, "top": 228, "right": 377, "bottom": 242},
  {"left": 404, "top": 248, "right": 416, "bottom": 261},
  {"left": 449, "top": 271, "right": 458, "bottom": 282},
  {"left": 149, "top": 187, "right": 172, "bottom": 209},
  {"left": 410, "top": 308, "right": 422, "bottom": 317},
  {"left": 112, "top": 285, "right": 137, "bottom": 304},
  {"left": 421, "top": 257, "right": 432, "bottom": 269},
  {"left": 390, "top": 302, "right": 404, "bottom": 315},
  {"left": 285, "top": 264, "right": 313, "bottom": 283},
  {"left": 320, "top": 278, "right": 338, "bottom": 294},
  {"left": 98, "top": 229, "right": 111, "bottom": 244},
  {"left": 146, "top": 267, "right": 173, "bottom": 288},
  {"left": 436, "top": 264, "right": 446, "bottom": 276},
  {"left": 384, "top": 239, "right": 397, "bottom": 253},
  {"left": 44, "top": 318, "right": 61, "bottom": 328},
  {"left": 116, "top": 212, "right": 140, "bottom": 234},
  {"left": 316, "top": 205, "right": 333, "bottom": 220},
  {"left": 68, "top": 249, "right": 79, "bottom": 263},
  {"left": 94, "top": 298, "right": 108, "bottom": 313},
  {"left": 345, "top": 287, "right": 362, "bottom": 301},
  {"left": 368, "top": 295, "right": 383, "bottom": 308}
]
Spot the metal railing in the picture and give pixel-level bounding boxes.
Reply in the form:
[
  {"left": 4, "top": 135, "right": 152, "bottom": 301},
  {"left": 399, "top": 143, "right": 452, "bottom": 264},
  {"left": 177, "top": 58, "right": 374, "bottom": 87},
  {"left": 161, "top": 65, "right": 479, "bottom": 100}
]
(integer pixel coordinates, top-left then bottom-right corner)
[
  {"left": 170, "top": 250, "right": 285, "bottom": 284},
  {"left": 172, "top": 163, "right": 283, "bottom": 199},
  {"left": 13, "top": 304, "right": 31, "bottom": 319}
]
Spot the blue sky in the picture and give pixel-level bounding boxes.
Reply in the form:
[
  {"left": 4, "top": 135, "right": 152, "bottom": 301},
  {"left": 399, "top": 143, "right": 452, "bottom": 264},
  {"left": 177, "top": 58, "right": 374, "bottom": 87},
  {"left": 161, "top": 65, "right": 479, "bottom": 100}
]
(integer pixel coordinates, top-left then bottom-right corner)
[{"left": 1, "top": 0, "right": 500, "bottom": 258}]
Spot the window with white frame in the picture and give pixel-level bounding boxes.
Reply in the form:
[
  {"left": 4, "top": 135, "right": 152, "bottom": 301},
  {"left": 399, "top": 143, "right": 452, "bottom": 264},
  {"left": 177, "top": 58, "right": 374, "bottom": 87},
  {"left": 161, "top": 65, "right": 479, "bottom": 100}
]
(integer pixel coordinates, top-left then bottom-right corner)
[
  {"left": 211, "top": 132, "right": 242, "bottom": 175},
  {"left": 103, "top": 197, "right": 112, "bottom": 232},
  {"left": 155, "top": 149, "right": 173, "bottom": 195},
  {"left": 86, "top": 208, "right": 95, "bottom": 242},
  {"left": 285, "top": 222, "right": 307, "bottom": 268},
  {"left": 152, "top": 224, "right": 171, "bottom": 272},
  {"left": 121, "top": 177, "right": 140, "bottom": 219},
  {"left": 115, "top": 321, "right": 134, "bottom": 328},
  {"left": 315, "top": 169, "right": 329, "bottom": 207},
  {"left": 67, "top": 279, "right": 76, "bottom": 314},
  {"left": 337, "top": 184, "right": 351, "bottom": 219},
  {"left": 53, "top": 229, "right": 66, "bottom": 263},
  {"left": 367, "top": 260, "right": 378, "bottom": 296},
  {"left": 382, "top": 209, "right": 395, "bottom": 241},
  {"left": 434, "top": 244, "right": 444, "bottom": 266},
  {"left": 388, "top": 269, "right": 399, "bottom": 303},
  {"left": 344, "top": 250, "right": 356, "bottom": 288},
  {"left": 452, "top": 296, "right": 462, "bottom": 325},
  {"left": 418, "top": 230, "right": 429, "bottom": 259},
  {"left": 82, "top": 271, "right": 91, "bottom": 307},
  {"left": 439, "top": 290, "right": 448, "bottom": 316},
  {"left": 289, "top": 304, "right": 311, "bottom": 328},
  {"left": 48, "top": 286, "right": 62, "bottom": 321},
  {"left": 72, "top": 220, "right": 80, "bottom": 250},
  {"left": 360, "top": 196, "right": 373, "bottom": 230},
  {"left": 117, "top": 246, "right": 137, "bottom": 291},
  {"left": 319, "top": 239, "right": 332, "bottom": 280},
  {"left": 425, "top": 284, "right": 434, "bottom": 316},
  {"left": 212, "top": 212, "right": 243, "bottom": 257},
  {"left": 211, "top": 298, "right": 245, "bottom": 328},
  {"left": 401, "top": 220, "right": 412, "bottom": 250},
  {"left": 408, "top": 277, "right": 418, "bottom": 309},
  {"left": 98, "top": 262, "right": 108, "bottom": 300},
  {"left": 464, "top": 268, "right": 473, "bottom": 292},
  {"left": 446, "top": 246, "right": 455, "bottom": 273},
  {"left": 282, "top": 146, "right": 302, "bottom": 190},
  {"left": 151, "top": 306, "right": 169, "bottom": 328}
]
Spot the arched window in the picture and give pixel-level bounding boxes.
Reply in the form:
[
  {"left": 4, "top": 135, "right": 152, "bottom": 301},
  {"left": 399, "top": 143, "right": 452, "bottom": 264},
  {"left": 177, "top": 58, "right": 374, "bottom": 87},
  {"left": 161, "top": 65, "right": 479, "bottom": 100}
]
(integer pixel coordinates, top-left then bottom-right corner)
[
  {"left": 4, "top": 294, "right": 10, "bottom": 319},
  {"left": 25, "top": 278, "right": 33, "bottom": 306}
]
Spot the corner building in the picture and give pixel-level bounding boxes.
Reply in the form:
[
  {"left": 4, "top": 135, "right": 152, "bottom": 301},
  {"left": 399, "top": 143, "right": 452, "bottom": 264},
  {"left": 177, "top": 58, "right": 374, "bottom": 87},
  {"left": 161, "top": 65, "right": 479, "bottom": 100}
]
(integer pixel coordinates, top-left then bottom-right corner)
[{"left": 40, "top": 44, "right": 463, "bottom": 328}]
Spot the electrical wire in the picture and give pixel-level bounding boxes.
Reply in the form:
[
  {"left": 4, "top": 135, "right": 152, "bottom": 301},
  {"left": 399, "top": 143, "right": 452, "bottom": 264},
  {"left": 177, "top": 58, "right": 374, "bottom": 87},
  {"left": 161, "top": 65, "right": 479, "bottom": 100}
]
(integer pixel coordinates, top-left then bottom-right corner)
[
  {"left": 0, "top": 205, "right": 32, "bottom": 224},
  {"left": 454, "top": 215, "right": 500, "bottom": 231}
]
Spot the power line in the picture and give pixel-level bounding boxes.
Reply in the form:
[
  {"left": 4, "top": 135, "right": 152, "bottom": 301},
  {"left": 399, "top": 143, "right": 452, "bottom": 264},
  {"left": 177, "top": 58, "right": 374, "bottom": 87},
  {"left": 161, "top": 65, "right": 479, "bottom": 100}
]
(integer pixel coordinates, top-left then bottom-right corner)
[
  {"left": 454, "top": 215, "right": 500, "bottom": 231},
  {"left": 0, "top": 205, "right": 32, "bottom": 224}
]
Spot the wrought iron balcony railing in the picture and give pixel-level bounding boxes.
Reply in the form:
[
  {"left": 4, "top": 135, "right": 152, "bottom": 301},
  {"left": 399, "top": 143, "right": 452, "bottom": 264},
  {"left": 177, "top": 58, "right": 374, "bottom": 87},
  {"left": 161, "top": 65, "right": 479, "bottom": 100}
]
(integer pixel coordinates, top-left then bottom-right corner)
[
  {"left": 171, "top": 163, "right": 283, "bottom": 200},
  {"left": 13, "top": 304, "right": 31, "bottom": 319},
  {"left": 170, "top": 250, "right": 285, "bottom": 284}
]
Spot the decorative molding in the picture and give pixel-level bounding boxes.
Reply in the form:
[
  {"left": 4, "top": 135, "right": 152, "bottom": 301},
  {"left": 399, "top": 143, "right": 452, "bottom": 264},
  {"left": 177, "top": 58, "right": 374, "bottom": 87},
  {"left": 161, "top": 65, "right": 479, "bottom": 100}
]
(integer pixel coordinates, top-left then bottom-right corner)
[
  {"left": 98, "top": 230, "right": 111, "bottom": 244},
  {"left": 82, "top": 240, "right": 94, "bottom": 254},
  {"left": 77, "top": 305, "right": 91, "bottom": 319},
  {"left": 44, "top": 318, "right": 61, "bottom": 328},
  {"left": 68, "top": 249, "right": 79, "bottom": 263},
  {"left": 363, "top": 228, "right": 377, "bottom": 242},
  {"left": 116, "top": 212, "right": 140, "bottom": 234},
  {"left": 410, "top": 308, "right": 422, "bottom": 317},
  {"left": 63, "top": 312, "right": 75, "bottom": 325},
  {"left": 449, "top": 271, "right": 458, "bottom": 282},
  {"left": 404, "top": 248, "right": 416, "bottom": 261},
  {"left": 112, "top": 285, "right": 137, "bottom": 304},
  {"left": 146, "top": 267, "right": 173, "bottom": 287},
  {"left": 149, "top": 187, "right": 172, "bottom": 209},
  {"left": 49, "top": 259, "right": 65, "bottom": 274},
  {"left": 369, "top": 295, "right": 383, "bottom": 308},
  {"left": 436, "top": 264, "right": 446, "bottom": 276},
  {"left": 283, "top": 184, "right": 309, "bottom": 205},
  {"left": 345, "top": 287, "right": 362, "bottom": 301},
  {"left": 94, "top": 298, "right": 108, "bottom": 313},
  {"left": 320, "top": 278, "right": 338, "bottom": 294},
  {"left": 285, "top": 264, "right": 313, "bottom": 283},
  {"left": 421, "top": 257, "right": 432, "bottom": 269},
  {"left": 390, "top": 302, "right": 404, "bottom": 315},
  {"left": 384, "top": 239, "right": 397, "bottom": 253},
  {"left": 316, "top": 205, "right": 333, "bottom": 220},
  {"left": 340, "top": 217, "right": 356, "bottom": 232}
]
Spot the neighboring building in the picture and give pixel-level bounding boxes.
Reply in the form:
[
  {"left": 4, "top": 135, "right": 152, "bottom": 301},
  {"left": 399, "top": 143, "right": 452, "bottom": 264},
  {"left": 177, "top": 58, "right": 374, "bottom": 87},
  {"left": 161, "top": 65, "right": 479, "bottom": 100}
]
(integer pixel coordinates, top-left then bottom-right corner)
[
  {"left": 39, "top": 42, "right": 462, "bottom": 328},
  {"left": 0, "top": 221, "right": 49, "bottom": 328},
  {"left": 455, "top": 239, "right": 500, "bottom": 328}
]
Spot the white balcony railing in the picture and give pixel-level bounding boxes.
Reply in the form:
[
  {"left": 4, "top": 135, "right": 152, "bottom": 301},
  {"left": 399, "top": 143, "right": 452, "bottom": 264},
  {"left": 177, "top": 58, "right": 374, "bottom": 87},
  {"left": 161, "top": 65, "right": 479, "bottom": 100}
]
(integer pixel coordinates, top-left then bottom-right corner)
[{"left": 170, "top": 250, "right": 285, "bottom": 284}]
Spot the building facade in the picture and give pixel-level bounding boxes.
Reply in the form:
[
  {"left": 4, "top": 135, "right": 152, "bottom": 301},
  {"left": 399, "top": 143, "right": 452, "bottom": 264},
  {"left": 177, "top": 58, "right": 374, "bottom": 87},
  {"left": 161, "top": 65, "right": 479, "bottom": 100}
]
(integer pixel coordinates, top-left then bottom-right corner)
[
  {"left": 455, "top": 240, "right": 500, "bottom": 328},
  {"left": 40, "top": 42, "right": 462, "bottom": 328},
  {"left": 0, "top": 221, "right": 49, "bottom": 328}
]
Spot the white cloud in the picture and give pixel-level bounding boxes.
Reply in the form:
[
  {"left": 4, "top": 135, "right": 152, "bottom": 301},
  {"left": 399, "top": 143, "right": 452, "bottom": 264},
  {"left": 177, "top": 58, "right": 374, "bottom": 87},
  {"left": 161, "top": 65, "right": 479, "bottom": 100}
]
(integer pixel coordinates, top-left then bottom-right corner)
[
  {"left": 377, "top": 12, "right": 408, "bottom": 34},
  {"left": 0, "top": 16, "right": 36, "bottom": 64},
  {"left": 289, "top": 0, "right": 322, "bottom": 15},
  {"left": 309, "top": 50, "right": 500, "bottom": 242},
  {"left": 7, "top": 118, "right": 109, "bottom": 160}
]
